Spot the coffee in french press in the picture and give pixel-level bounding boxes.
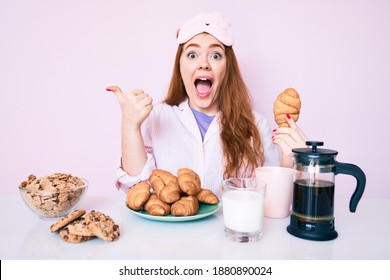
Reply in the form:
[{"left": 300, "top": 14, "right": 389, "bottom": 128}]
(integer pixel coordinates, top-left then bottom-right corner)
[{"left": 287, "top": 141, "right": 366, "bottom": 241}]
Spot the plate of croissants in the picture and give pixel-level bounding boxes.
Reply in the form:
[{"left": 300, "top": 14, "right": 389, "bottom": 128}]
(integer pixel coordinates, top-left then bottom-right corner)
[{"left": 125, "top": 168, "right": 221, "bottom": 222}]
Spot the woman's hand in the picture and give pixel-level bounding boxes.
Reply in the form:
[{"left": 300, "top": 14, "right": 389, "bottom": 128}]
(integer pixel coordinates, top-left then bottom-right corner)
[
  {"left": 106, "top": 86, "right": 153, "bottom": 176},
  {"left": 106, "top": 86, "right": 153, "bottom": 128},
  {"left": 272, "top": 114, "right": 308, "bottom": 167}
]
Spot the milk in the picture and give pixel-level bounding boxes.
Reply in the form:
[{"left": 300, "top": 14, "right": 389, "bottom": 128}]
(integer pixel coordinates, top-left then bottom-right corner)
[{"left": 222, "top": 190, "right": 264, "bottom": 232}]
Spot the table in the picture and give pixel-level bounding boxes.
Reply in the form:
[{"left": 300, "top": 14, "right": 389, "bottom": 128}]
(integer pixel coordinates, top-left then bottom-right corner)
[{"left": 1, "top": 195, "right": 389, "bottom": 260}]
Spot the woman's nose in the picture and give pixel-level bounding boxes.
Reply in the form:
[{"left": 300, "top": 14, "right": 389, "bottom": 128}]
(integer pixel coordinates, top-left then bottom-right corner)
[{"left": 198, "top": 57, "right": 211, "bottom": 70}]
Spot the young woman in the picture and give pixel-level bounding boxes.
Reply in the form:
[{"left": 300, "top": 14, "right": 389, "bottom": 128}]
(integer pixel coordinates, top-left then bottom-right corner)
[{"left": 107, "top": 12, "right": 307, "bottom": 197}]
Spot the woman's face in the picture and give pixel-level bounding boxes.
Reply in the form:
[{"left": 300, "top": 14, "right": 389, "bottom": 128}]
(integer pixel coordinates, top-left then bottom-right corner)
[{"left": 180, "top": 33, "right": 227, "bottom": 115}]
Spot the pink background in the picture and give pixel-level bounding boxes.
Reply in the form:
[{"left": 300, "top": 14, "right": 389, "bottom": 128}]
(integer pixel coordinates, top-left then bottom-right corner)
[{"left": 1, "top": 0, "right": 389, "bottom": 199}]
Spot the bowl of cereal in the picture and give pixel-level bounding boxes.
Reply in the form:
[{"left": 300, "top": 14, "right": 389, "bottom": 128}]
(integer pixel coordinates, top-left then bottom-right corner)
[{"left": 18, "top": 173, "right": 88, "bottom": 219}]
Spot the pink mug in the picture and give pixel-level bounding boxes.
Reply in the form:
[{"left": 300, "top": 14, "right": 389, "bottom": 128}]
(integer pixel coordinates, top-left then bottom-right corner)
[{"left": 255, "top": 166, "right": 298, "bottom": 218}]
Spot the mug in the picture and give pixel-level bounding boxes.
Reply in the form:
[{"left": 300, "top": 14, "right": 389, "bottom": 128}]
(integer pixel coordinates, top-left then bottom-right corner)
[{"left": 255, "top": 166, "right": 297, "bottom": 218}]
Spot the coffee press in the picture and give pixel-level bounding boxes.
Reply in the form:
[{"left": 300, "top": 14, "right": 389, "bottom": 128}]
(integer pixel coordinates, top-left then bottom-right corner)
[{"left": 287, "top": 141, "right": 366, "bottom": 241}]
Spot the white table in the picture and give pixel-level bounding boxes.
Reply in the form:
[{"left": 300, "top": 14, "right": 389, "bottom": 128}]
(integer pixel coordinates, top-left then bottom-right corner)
[{"left": 1, "top": 195, "right": 389, "bottom": 260}]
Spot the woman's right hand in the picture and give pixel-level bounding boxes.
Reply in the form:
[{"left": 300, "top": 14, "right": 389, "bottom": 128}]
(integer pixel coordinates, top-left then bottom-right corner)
[{"left": 106, "top": 86, "right": 153, "bottom": 127}]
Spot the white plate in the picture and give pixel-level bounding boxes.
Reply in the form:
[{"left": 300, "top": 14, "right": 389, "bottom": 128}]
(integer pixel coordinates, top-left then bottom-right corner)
[{"left": 127, "top": 202, "right": 222, "bottom": 222}]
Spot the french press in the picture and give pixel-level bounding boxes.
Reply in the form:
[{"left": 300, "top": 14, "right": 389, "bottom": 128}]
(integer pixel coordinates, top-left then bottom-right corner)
[{"left": 287, "top": 141, "right": 366, "bottom": 241}]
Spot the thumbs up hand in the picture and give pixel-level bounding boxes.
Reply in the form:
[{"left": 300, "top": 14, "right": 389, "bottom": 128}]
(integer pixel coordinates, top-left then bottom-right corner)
[{"left": 106, "top": 86, "right": 153, "bottom": 128}]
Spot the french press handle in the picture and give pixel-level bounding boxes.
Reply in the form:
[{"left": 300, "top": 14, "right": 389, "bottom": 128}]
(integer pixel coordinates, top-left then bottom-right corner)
[{"left": 334, "top": 161, "right": 366, "bottom": 212}]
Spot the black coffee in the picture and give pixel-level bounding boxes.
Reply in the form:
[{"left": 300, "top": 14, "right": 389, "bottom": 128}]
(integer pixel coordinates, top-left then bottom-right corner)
[{"left": 292, "top": 179, "right": 334, "bottom": 222}]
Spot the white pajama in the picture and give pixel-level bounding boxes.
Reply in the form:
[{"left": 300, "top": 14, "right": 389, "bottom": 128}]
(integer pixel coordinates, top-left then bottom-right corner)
[{"left": 115, "top": 99, "right": 280, "bottom": 198}]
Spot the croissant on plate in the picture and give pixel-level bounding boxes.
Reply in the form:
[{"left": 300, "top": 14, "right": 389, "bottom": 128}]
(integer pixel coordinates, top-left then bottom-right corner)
[
  {"left": 149, "top": 169, "right": 181, "bottom": 203},
  {"left": 143, "top": 194, "right": 171, "bottom": 216},
  {"left": 177, "top": 168, "right": 201, "bottom": 196},
  {"left": 196, "top": 188, "right": 219, "bottom": 204},
  {"left": 273, "top": 88, "right": 301, "bottom": 127},
  {"left": 171, "top": 196, "right": 199, "bottom": 216},
  {"left": 126, "top": 181, "right": 151, "bottom": 211}
]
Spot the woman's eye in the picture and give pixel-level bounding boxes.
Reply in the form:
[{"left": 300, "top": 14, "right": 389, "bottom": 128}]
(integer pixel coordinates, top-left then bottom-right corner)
[
  {"left": 211, "top": 53, "right": 222, "bottom": 59},
  {"left": 187, "top": 52, "right": 197, "bottom": 59}
]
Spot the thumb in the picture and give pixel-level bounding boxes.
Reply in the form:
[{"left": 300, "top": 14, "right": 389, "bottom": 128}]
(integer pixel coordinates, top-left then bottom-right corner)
[{"left": 106, "top": 86, "right": 124, "bottom": 100}]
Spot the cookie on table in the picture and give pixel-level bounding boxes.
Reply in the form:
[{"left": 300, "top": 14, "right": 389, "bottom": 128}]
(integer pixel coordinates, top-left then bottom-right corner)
[
  {"left": 50, "top": 209, "right": 86, "bottom": 233},
  {"left": 66, "top": 217, "right": 94, "bottom": 237},
  {"left": 59, "top": 228, "right": 95, "bottom": 243},
  {"left": 84, "top": 210, "right": 120, "bottom": 242}
]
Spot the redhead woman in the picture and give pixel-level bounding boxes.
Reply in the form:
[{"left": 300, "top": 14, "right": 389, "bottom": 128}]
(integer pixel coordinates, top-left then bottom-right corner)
[{"left": 107, "top": 12, "right": 307, "bottom": 197}]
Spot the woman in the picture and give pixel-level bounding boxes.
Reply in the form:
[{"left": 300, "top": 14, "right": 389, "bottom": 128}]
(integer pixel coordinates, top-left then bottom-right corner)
[{"left": 107, "top": 12, "right": 307, "bottom": 197}]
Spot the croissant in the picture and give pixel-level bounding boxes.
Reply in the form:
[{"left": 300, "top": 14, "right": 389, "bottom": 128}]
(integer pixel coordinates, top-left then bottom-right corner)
[
  {"left": 144, "top": 194, "right": 171, "bottom": 216},
  {"left": 126, "top": 181, "right": 151, "bottom": 211},
  {"left": 273, "top": 88, "right": 301, "bottom": 127},
  {"left": 196, "top": 188, "right": 219, "bottom": 204},
  {"left": 171, "top": 196, "right": 199, "bottom": 216},
  {"left": 149, "top": 169, "right": 181, "bottom": 203},
  {"left": 177, "top": 168, "right": 201, "bottom": 196}
]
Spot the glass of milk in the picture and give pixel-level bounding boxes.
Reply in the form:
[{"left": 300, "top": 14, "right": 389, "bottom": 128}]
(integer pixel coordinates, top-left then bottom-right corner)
[{"left": 222, "top": 178, "right": 266, "bottom": 242}]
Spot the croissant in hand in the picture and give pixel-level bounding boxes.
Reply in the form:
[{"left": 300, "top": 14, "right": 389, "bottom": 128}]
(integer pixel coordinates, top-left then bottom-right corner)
[
  {"left": 171, "top": 196, "right": 199, "bottom": 216},
  {"left": 177, "top": 168, "right": 201, "bottom": 196},
  {"left": 273, "top": 88, "right": 301, "bottom": 127},
  {"left": 149, "top": 169, "right": 181, "bottom": 203},
  {"left": 126, "top": 181, "right": 151, "bottom": 211}
]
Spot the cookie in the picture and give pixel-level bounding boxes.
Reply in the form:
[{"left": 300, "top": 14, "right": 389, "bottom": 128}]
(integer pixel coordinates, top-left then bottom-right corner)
[
  {"left": 66, "top": 217, "right": 94, "bottom": 236},
  {"left": 50, "top": 209, "right": 86, "bottom": 233},
  {"left": 85, "top": 210, "right": 120, "bottom": 242},
  {"left": 59, "top": 228, "right": 95, "bottom": 243}
]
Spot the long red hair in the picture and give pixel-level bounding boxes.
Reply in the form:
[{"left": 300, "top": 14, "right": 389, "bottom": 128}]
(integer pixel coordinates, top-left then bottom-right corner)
[{"left": 164, "top": 45, "right": 264, "bottom": 178}]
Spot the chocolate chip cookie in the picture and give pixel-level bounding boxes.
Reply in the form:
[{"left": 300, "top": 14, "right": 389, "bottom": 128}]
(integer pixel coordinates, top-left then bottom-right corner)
[
  {"left": 59, "top": 228, "right": 95, "bottom": 243},
  {"left": 50, "top": 209, "right": 86, "bottom": 233},
  {"left": 66, "top": 217, "right": 94, "bottom": 236},
  {"left": 84, "top": 210, "right": 120, "bottom": 242}
]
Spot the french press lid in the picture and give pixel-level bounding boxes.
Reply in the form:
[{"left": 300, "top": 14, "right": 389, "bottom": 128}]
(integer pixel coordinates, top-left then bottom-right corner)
[{"left": 292, "top": 141, "right": 338, "bottom": 172}]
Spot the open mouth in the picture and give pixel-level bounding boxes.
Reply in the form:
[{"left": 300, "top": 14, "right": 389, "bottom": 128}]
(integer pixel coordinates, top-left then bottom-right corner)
[{"left": 194, "top": 78, "right": 212, "bottom": 96}]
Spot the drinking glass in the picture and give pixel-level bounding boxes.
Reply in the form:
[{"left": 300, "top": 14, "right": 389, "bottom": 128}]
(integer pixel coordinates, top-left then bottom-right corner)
[{"left": 222, "top": 178, "right": 266, "bottom": 242}]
